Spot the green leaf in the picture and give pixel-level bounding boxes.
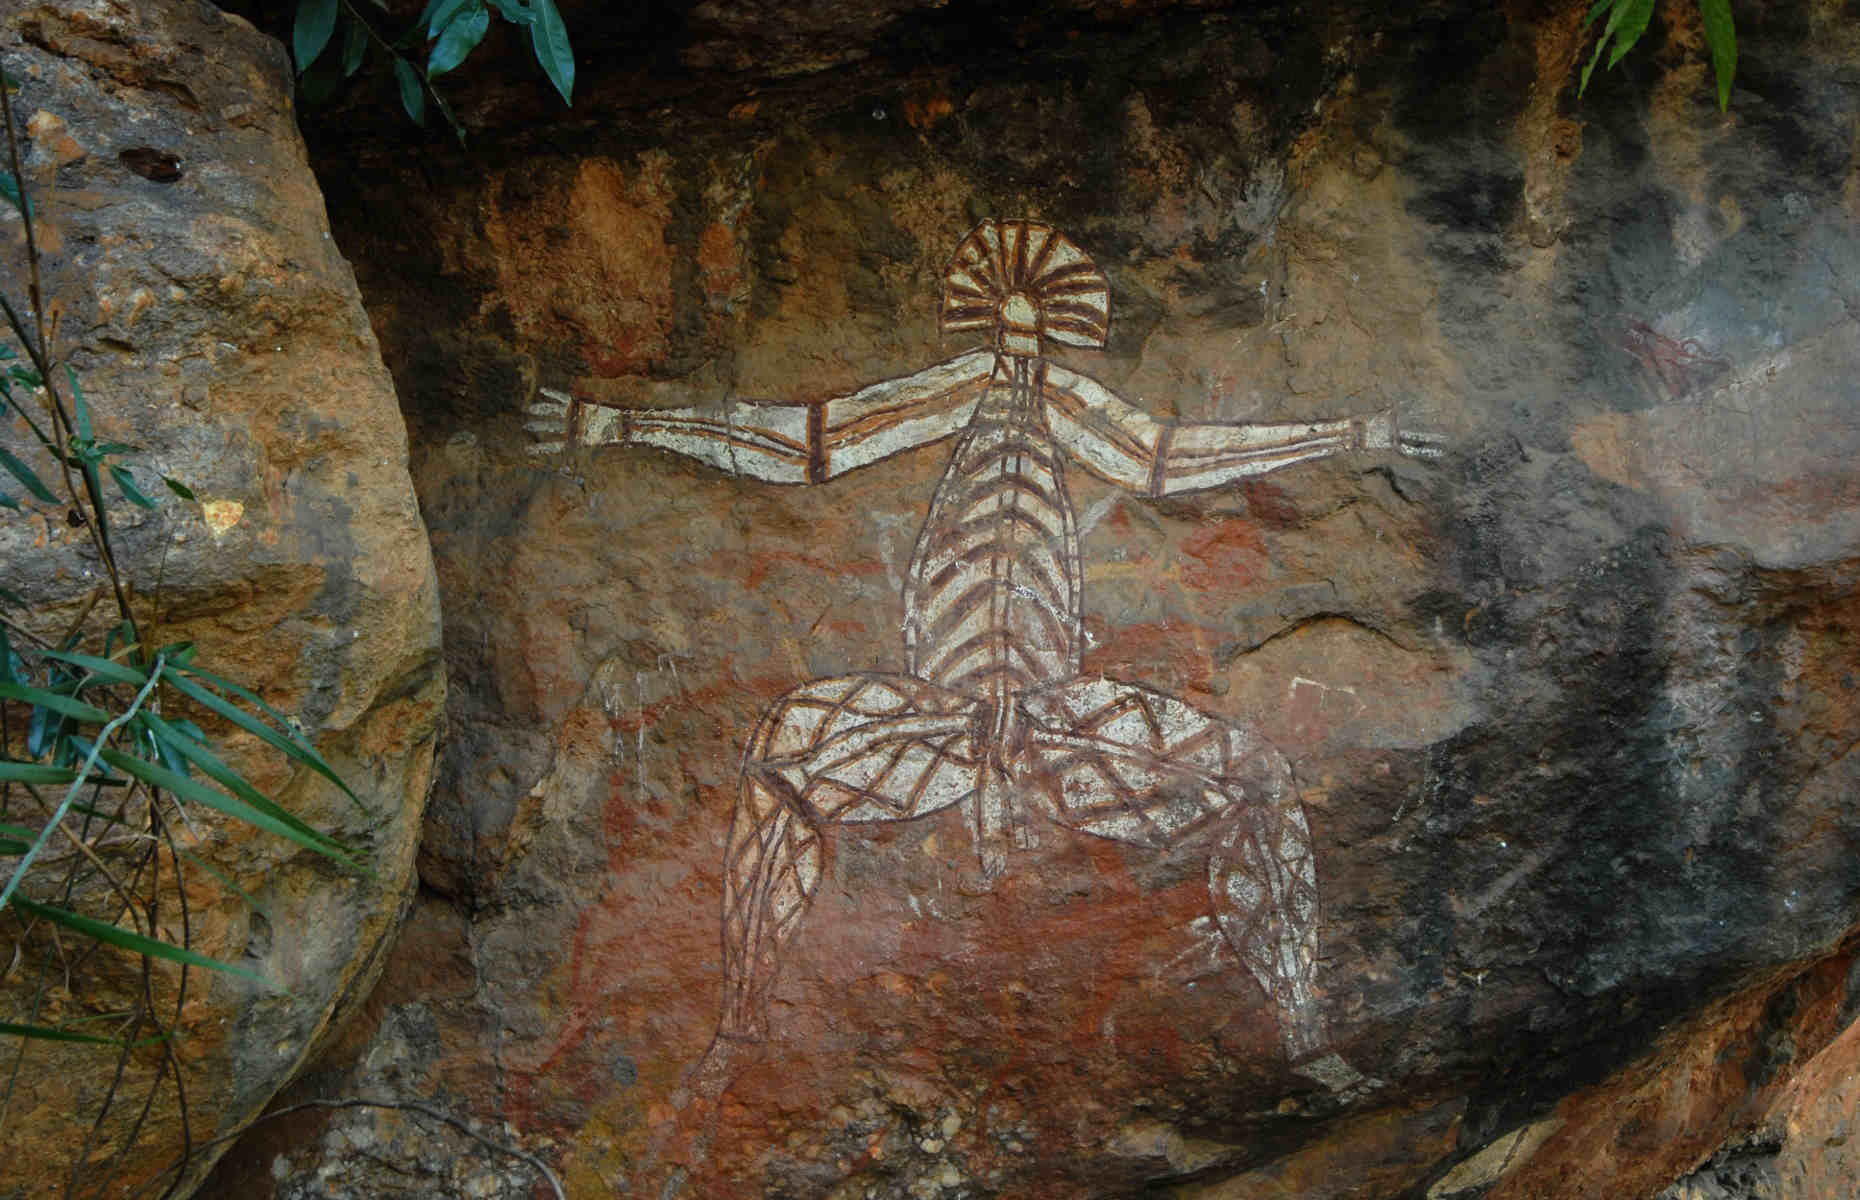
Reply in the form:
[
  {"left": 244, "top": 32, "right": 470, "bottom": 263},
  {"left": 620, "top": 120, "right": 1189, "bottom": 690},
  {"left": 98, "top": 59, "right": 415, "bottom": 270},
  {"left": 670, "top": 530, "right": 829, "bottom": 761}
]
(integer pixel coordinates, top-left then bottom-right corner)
[
  {"left": 66, "top": 366, "right": 92, "bottom": 441},
  {"left": 0, "top": 587, "right": 21, "bottom": 611},
  {"left": 487, "top": 0, "right": 535, "bottom": 25},
  {"left": 422, "top": 0, "right": 475, "bottom": 37},
  {"left": 428, "top": 84, "right": 469, "bottom": 146},
  {"left": 528, "top": 0, "right": 573, "bottom": 105},
  {"left": 0, "top": 171, "right": 28, "bottom": 216},
  {"left": 0, "top": 681, "right": 111, "bottom": 725},
  {"left": 1582, "top": 0, "right": 1614, "bottom": 27},
  {"left": 0, "top": 761, "right": 78, "bottom": 785},
  {"left": 36, "top": 649, "right": 147, "bottom": 687},
  {"left": 171, "top": 664, "right": 298, "bottom": 741},
  {"left": 392, "top": 56, "right": 426, "bottom": 125},
  {"left": 0, "top": 445, "right": 57, "bottom": 503},
  {"left": 157, "top": 640, "right": 198, "bottom": 668},
  {"left": 162, "top": 672, "right": 364, "bottom": 812},
  {"left": 7, "top": 895, "right": 271, "bottom": 986},
  {"left": 25, "top": 701, "right": 56, "bottom": 758},
  {"left": 1699, "top": 0, "right": 1737, "bottom": 111},
  {"left": 428, "top": 1, "right": 490, "bottom": 77},
  {"left": 162, "top": 476, "right": 196, "bottom": 501},
  {"left": 293, "top": 0, "right": 340, "bottom": 73},
  {"left": 138, "top": 713, "right": 354, "bottom": 860},
  {"left": 1606, "top": 0, "right": 1656, "bottom": 69},
  {"left": 0, "top": 820, "right": 35, "bottom": 854},
  {"left": 341, "top": 16, "right": 369, "bottom": 78},
  {"left": 109, "top": 465, "right": 157, "bottom": 510},
  {"left": 0, "top": 1021, "right": 124, "bottom": 1046},
  {"left": 98, "top": 747, "right": 366, "bottom": 874},
  {"left": 0, "top": 490, "right": 15, "bottom": 511}
]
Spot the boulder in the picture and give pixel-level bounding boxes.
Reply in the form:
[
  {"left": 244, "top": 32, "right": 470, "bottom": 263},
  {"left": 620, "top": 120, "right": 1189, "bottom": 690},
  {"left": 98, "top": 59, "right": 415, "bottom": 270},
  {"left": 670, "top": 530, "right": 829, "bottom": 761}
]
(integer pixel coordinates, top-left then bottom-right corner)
[{"left": 0, "top": 2, "right": 441, "bottom": 1194}]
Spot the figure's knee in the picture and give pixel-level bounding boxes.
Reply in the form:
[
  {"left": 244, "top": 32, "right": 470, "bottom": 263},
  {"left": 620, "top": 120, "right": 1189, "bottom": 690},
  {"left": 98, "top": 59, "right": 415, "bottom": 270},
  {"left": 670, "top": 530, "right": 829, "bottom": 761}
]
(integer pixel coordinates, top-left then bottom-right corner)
[
  {"left": 1224, "top": 729, "right": 1293, "bottom": 806},
  {"left": 744, "top": 674, "right": 928, "bottom": 765}
]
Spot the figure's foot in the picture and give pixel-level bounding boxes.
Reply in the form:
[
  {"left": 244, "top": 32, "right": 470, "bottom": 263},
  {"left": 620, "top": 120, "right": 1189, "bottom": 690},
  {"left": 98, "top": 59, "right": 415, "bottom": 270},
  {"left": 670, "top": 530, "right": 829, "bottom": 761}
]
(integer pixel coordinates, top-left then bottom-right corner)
[
  {"left": 1292, "top": 1051, "right": 1361, "bottom": 1092},
  {"left": 1291, "top": 1049, "right": 1384, "bottom": 1103},
  {"left": 641, "top": 1033, "right": 760, "bottom": 1194}
]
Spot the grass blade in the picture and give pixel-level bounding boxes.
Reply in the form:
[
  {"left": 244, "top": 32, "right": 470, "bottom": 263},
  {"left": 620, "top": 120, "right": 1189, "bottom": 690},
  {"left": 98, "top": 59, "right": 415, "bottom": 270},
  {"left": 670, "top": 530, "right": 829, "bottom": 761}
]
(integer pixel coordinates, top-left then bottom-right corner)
[
  {"left": 137, "top": 713, "right": 356, "bottom": 858},
  {"left": 166, "top": 668, "right": 363, "bottom": 810},
  {"left": 0, "top": 1021, "right": 123, "bottom": 1046},
  {"left": 66, "top": 365, "right": 93, "bottom": 441},
  {"left": 7, "top": 895, "right": 270, "bottom": 987},
  {"left": 0, "top": 444, "right": 56, "bottom": 503},
  {"left": 98, "top": 747, "right": 366, "bottom": 874},
  {"left": 0, "top": 761, "right": 77, "bottom": 785},
  {"left": 36, "top": 648, "right": 148, "bottom": 687},
  {"left": 0, "top": 680, "right": 111, "bottom": 725}
]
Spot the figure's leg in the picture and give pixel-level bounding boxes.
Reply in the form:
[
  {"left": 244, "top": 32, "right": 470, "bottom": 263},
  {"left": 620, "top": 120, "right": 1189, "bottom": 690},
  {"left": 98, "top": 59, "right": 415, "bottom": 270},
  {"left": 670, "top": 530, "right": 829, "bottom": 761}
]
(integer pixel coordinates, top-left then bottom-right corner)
[
  {"left": 1017, "top": 678, "right": 1323, "bottom": 1059},
  {"left": 719, "top": 673, "right": 985, "bottom": 1039}
]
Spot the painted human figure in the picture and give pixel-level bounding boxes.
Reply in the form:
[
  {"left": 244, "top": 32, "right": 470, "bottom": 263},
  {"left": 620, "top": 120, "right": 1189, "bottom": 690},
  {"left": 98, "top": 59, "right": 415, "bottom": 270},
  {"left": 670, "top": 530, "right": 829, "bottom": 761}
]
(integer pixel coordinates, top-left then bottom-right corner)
[{"left": 528, "top": 219, "right": 1440, "bottom": 1066}]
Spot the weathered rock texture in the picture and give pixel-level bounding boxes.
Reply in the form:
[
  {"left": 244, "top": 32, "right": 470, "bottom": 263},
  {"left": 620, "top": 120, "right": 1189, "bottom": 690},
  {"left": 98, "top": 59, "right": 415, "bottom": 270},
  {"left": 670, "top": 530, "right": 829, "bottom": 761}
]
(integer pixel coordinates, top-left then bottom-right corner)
[
  {"left": 216, "top": 0, "right": 1857, "bottom": 1196},
  {"left": 0, "top": 2, "right": 442, "bottom": 1195}
]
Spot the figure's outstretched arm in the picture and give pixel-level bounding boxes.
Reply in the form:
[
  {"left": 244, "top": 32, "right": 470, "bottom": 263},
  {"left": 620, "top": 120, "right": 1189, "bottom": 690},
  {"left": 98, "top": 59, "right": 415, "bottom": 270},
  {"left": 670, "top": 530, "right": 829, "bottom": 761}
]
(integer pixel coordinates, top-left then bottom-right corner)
[
  {"left": 524, "top": 349, "right": 996, "bottom": 484},
  {"left": 1041, "top": 364, "right": 1444, "bottom": 497}
]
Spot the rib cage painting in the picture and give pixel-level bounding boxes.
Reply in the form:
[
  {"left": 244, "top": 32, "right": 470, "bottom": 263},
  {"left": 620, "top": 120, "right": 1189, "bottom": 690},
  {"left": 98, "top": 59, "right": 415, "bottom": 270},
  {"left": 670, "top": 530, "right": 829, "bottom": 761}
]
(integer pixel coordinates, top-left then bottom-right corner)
[{"left": 527, "top": 219, "right": 1441, "bottom": 1103}]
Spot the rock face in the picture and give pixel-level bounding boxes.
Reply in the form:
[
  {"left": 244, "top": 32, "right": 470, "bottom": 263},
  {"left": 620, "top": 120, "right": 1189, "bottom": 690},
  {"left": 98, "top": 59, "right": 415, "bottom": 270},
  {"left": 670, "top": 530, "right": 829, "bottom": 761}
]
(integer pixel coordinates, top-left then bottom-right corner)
[
  {"left": 218, "top": 1, "right": 1857, "bottom": 1197},
  {"left": 0, "top": 2, "right": 442, "bottom": 1195}
]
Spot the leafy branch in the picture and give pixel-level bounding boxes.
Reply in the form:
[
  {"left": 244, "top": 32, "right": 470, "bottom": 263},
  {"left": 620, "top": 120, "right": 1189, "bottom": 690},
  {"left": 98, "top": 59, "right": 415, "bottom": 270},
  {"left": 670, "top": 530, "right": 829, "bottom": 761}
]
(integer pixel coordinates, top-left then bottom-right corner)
[
  {"left": 1580, "top": 0, "right": 1738, "bottom": 111},
  {"left": 292, "top": 0, "right": 575, "bottom": 143}
]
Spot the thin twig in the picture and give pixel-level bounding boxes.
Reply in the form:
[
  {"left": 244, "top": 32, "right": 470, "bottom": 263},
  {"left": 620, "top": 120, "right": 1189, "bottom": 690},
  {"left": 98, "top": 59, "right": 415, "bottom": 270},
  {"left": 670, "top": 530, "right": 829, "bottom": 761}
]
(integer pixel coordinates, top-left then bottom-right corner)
[
  {"left": 0, "top": 53, "right": 45, "bottom": 356},
  {"left": 23, "top": 785, "right": 141, "bottom": 919},
  {"left": 0, "top": 68, "right": 140, "bottom": 642},
  {"left": 140, "top": 1097, "right": 568, "bottom": 1200},
  {"left": 0, "top": 655, "right": 165, "bottom": 912}
]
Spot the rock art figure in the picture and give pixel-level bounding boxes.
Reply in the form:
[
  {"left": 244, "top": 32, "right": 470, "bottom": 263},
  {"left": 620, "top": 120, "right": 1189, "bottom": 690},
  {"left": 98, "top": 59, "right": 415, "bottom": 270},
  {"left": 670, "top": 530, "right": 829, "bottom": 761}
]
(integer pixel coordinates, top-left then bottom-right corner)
[{"left": 528, "top": 219, "right": 1440, "bottom": 1074}]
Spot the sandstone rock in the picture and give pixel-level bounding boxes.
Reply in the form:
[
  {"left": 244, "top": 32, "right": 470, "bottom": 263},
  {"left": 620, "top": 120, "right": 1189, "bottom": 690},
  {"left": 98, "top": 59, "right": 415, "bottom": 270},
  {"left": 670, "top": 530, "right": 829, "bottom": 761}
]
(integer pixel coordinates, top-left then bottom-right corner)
[
  {"left": 217, "top": 1, "right": 1859, "bottom": 1196},
  {"left": 0, "top": 2, "right": 441, "bottom": 1195}
]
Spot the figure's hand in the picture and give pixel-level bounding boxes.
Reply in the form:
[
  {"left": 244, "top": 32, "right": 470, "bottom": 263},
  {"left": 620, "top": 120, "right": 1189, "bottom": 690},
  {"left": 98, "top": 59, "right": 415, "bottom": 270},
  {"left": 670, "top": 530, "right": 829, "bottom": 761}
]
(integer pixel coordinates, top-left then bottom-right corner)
[
  {"left": 524, "top": 387, "right": 623, "bottom": 457},
  {"left": 523, "top": 388, "right": 576, "bottom": 457},
  {"left": 1358, "top": 408, "right": 1445, "bottom": 460}
]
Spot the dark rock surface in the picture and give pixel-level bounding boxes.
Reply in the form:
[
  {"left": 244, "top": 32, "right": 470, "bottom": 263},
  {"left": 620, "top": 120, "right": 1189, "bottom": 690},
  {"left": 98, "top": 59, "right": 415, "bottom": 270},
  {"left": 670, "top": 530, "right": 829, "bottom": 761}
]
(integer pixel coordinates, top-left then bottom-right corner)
[{"left": 195, "top": 0, "right": 1860, "bottom": 1196}]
